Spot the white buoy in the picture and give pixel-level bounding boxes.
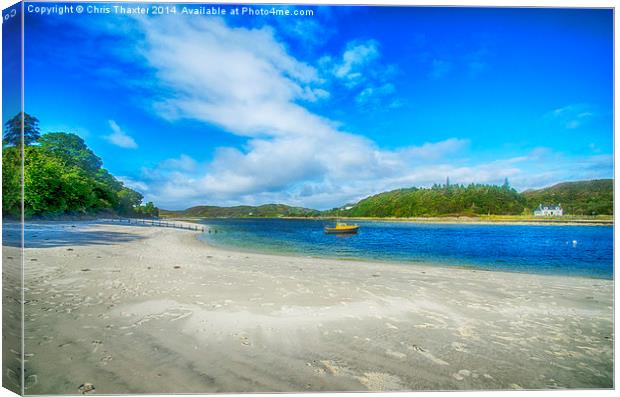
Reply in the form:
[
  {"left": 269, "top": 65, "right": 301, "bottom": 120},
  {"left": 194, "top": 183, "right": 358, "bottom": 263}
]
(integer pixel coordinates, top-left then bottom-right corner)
[{"left": 572, "top": 240, "right": 578, "bottom": 247}]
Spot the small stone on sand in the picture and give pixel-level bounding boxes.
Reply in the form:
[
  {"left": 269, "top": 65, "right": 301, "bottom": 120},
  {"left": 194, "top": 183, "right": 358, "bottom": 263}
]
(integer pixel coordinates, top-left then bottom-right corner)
[{"left": 78, "top": 383, "right": 95, "bottom": 394}]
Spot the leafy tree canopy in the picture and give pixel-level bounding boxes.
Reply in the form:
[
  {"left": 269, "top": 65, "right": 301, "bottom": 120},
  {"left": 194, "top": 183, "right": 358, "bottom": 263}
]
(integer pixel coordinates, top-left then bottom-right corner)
[
  {"left": 38, "top": 132, "right": 103, "bottom": 173},
  {"left": 2, "top": 113, "right": 159, "bottom": 218},
  {"left": 3, "top": 112, "right": 41, "bottom": 147}
]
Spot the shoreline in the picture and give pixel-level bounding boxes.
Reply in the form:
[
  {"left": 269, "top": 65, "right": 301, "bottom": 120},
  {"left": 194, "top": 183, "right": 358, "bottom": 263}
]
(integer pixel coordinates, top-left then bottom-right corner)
[
  {"left": 7, "top": 222, "right": 614, "bottom": 393},
  {"left": 164, "top": 215, "right": 614, "bottom": 226}
]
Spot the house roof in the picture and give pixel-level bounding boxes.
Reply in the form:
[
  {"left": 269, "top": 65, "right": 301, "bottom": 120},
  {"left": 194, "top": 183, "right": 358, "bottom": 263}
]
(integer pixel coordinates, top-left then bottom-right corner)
[{"left": 536, "top": 204, "right": 562, "bottom": 210}]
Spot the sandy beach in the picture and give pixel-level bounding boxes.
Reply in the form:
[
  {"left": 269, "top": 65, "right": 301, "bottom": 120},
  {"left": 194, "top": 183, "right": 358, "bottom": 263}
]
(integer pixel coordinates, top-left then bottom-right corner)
[{"left": 3, "top": 221, "right": 613, "bottom": 394}]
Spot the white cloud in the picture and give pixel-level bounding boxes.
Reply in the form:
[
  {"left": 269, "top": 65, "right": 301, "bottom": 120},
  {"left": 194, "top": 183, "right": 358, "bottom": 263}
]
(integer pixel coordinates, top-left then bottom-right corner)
[
  {"left": 355, "top": 83, "right": 396, "bottom": 107},
  {"left": 318, "top": 40, "right": 399, "bottom": 108},
  {"left": 334, "top": 40, "right": 380, "bottom": 82},
  {"left": 105, "top": 120, "right": 138, "bottom": 149},
  {"left": 319, "top": 40, "right": 389, "bottom": 90},
  {"left": 159, "top": 154, "right": 198, "bottom": 172},
  {"left": 116, "top": 176, "right": 149, "bottom": 193},
  {"left": 429, "top": 59, "right": 452, "bottom": 79},
  {"left": 400, "top": 138, "right": 469, "bottom": 161},
  {"left": 140, "top": 17, "right": 329, "bottom": 138},
  {"left": 546, "top": 104, "right": 596, "bottom": 129}
]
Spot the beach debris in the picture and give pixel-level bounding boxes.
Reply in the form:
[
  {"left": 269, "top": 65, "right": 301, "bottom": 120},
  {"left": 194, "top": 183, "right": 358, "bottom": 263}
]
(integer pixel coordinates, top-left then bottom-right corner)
[
  {"left": 81, "top": 268, "right": 91, "bottom": 272},
  {"left": 78, "top": 383, "right": 95, "bottom": 394},
  {"left": 173, "top": 266, "right": 181, "bottom": 269},
  {"left": 67, "top": 248, "right": 74, "bottom": 251}
]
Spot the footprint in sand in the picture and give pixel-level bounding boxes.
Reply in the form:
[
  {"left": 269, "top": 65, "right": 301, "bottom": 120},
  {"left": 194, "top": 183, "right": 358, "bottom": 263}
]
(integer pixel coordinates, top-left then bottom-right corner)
[
  {"left": 451, "top": 342, "right": 468, "bottom": 352},
  {"left": 452, "top": 369, "right": 472, "bottom": 381},
  {"left": 410, "top": 345, "right": 449, "bottom": 366},
  {"left": 91, "top": 340, "right": 102, "bottom": 353},
  {"left": 5, "top": 368, "right": 20, "bottom": 386},
  {"left": 24, "top": 374, "right": 38, "bottom": 389},
  {"left": 100, "top": 354, "right": 113, "bottom": 365}
]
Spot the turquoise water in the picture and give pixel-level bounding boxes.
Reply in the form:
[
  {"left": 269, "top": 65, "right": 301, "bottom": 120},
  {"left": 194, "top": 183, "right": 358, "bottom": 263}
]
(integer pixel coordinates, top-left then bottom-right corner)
[{"left": 198, "top": 218, "right": 614, "bottom": 279}]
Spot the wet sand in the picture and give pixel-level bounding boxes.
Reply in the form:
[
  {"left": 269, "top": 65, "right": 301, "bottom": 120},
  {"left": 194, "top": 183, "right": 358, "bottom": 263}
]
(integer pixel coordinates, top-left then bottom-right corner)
[{"left": 5, "top": 221, "right": 613, "bottom": 393}]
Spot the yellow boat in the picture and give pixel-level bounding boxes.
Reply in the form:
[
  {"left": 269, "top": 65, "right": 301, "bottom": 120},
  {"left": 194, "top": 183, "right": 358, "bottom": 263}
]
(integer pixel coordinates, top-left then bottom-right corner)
[{"left": 324, "top": 222, "right": 359, "bottom": 234}]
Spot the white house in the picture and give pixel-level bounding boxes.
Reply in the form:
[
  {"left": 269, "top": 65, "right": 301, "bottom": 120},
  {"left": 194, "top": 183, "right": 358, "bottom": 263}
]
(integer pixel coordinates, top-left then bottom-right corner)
[{"left": 533, "top": 203, "right": 563, "bottom": 216}]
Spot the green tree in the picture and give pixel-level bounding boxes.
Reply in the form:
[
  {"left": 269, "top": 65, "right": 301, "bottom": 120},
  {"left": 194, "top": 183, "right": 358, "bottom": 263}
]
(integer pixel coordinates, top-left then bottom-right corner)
[
  {"left": 117, "top": 187, "right": 144, "bottom": 216},
  {"left": 3, "top": 115, "right": 157, "bottom": 218},
  {"left": 342, "top": 183, "right": 527, "bottom": 218},
  {"left": 2, "top": 146, "right": 22, "bottom": 216},
  {"left": 23, "top": 146, "right": 70, "bottom": 215},
  {"left": 38, "top": 132, "right": 102, "bottom": 173},
  {"left": 135, "top": 201, "right": 159, "bottom": 218},
  {"left": 3, "top": 112, "right": 41, "bottom": 147}
]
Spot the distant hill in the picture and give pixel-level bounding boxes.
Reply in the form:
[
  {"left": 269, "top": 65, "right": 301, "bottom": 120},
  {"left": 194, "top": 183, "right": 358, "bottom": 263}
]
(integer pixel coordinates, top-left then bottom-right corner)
[
  {"left": 160, "top": 179, "right": 613, "bottom": 219},
  {"left": 522, "top": 179, "right": 613, "bottom": 215},
  {"left": 329, "top": 183, "right": 527, "bottom": 217},
  {"left": 160, "top": 203, "right": 320, "bottom": 218}
]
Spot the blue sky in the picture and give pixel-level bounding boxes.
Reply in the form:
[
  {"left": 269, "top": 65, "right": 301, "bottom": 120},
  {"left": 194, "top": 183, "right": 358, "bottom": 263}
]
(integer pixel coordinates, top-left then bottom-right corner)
[{"left": 8, "top": 3, "right": 614, "bottom": 209}]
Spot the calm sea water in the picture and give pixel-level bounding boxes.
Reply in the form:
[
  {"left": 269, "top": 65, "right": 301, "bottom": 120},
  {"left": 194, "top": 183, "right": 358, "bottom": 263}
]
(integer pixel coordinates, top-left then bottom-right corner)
[{"left": 197, "top": 218, "right": 614, "bottom": 279}]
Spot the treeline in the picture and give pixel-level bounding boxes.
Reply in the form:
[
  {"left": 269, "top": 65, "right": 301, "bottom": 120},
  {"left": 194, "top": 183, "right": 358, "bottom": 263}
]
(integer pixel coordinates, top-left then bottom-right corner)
[
  {"left": 2, "top": 112, "right": 158, "bottom": 218},
  {"left": 522, "top": 179, "right": 613, "bottom": 216},
  {"left": 330, "top": 181, "right": 527, "bottom": 218},
  {"left": 161, "top": 203, "right": 320, "bottom": 218}
]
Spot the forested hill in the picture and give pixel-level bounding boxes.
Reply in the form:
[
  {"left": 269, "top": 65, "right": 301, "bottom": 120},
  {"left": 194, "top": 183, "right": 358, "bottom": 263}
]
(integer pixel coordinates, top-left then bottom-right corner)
[
  {"left": 160, "top": 204, "right": 320, "bottom": 218},
  {"left": 2, "top": 112, "right": 158, "bottom": 218},
  {"left": 332, "top": 182, "right": 527, "bottom": 217},
  {"left": 328, "top": 179, "right": 613, "bottom": 217},
  {"left": 522, "top": 179, "right": 613, "bottom": 216}
]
